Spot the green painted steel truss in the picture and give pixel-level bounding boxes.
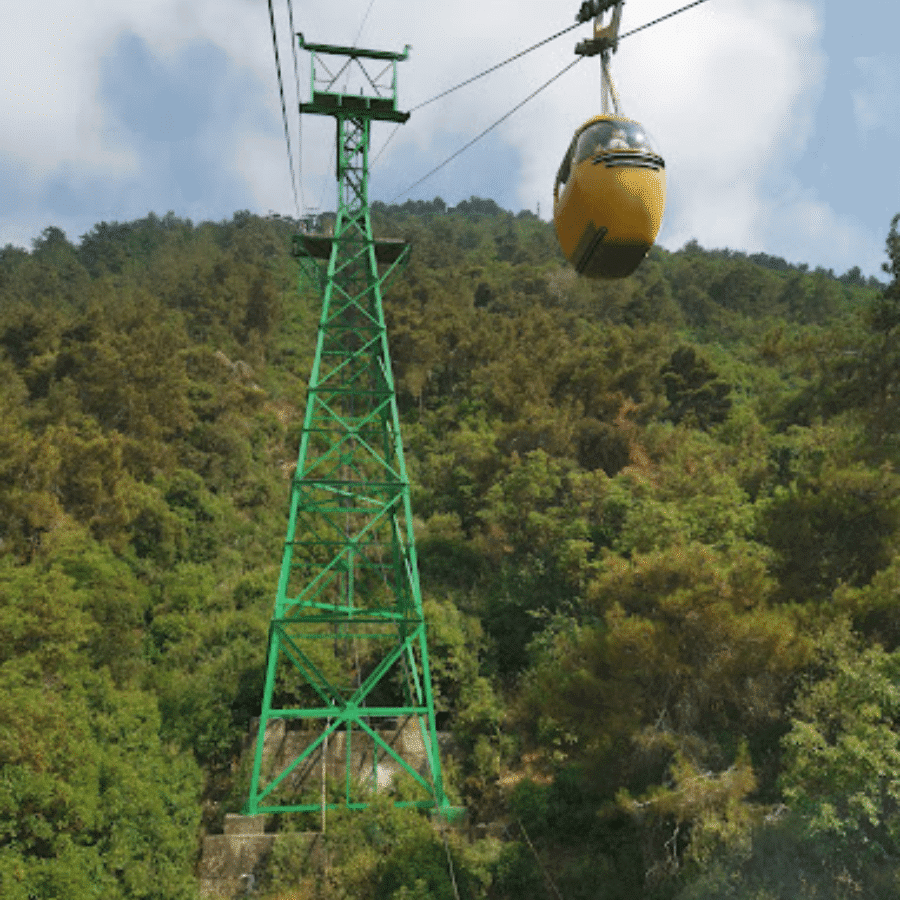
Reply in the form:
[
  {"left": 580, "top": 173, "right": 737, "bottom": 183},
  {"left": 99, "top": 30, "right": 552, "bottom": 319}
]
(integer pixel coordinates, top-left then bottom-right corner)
[{"left": 245, "top": 39, "right": 450, "bottom": 818}]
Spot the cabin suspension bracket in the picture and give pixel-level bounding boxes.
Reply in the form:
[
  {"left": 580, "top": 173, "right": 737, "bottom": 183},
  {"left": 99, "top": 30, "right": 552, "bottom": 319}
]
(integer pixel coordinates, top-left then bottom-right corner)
[
  {"left": 575, "top": 0, "right": 624, "bottom": 116},
  {"left": 574, "top": 0, "right": 624, "bottom": 56}
]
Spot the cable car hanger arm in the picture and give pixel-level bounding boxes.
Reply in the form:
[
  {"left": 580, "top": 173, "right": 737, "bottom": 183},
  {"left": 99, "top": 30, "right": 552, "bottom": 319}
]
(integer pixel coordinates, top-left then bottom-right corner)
[
  {"left": 576, "top": 0, "right": 624, "bottom": 23},
  {"left": 577, "top": 0, "right": 714, "bottom": 54},
  {"left": 575, "top": 0, "right": 624, "bottom": 57}
]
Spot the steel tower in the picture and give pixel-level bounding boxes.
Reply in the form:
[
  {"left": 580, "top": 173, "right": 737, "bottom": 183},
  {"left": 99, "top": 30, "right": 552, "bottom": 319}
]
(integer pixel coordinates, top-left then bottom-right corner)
[{"left": 245, "top": 36, "right": 451, "bottom": 817}]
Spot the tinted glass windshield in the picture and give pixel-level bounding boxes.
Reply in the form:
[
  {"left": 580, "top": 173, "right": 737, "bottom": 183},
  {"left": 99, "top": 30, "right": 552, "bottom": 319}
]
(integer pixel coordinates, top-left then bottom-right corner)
[{"left": 574, "top": 119, "right": 658, "bottom": 165}]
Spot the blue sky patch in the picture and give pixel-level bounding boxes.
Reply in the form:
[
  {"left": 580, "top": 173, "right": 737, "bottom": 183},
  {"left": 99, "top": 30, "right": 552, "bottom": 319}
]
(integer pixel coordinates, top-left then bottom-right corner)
[{"left": 95, "top": 31, "right": 273, "bottom": 221}]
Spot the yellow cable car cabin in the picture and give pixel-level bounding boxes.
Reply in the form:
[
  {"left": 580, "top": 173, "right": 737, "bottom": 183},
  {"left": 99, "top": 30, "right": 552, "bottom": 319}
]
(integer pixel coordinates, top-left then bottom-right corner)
[{"left": 553, "top": 115, "right": 666, "bottom": 279}]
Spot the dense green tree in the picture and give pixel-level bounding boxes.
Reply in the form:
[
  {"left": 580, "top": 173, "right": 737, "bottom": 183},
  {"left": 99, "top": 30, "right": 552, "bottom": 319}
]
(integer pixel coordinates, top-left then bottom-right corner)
[
  {"left": 264, "top": 794, "right": 496, "bottom": 900},
  {"left": 780, "top": 626, "right": 900, "bottom": 863},
  {"left": 758, "top": 458, "right": 900, "bottom": 603},
  {"left": 520, "top": 543, "right": 807, "bottom": 852},
  {"left": 0, "top": 203, "right": 898, "bottom": 897},
  {"left": 678, "top": 626, "right": 900, "bottom": 899},
  {"left": 661, "top": 346, "right": 732, "bottom": 429},
  {"left": 0, "top": 554, "right": 201, "bottom": 900}
]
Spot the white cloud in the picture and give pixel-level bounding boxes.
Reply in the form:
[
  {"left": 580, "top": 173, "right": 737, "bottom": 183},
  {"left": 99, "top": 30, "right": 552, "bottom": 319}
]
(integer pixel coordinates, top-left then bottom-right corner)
[
  {"left": 613, "top": 0, "right": 825, "bottom": 250},
  {"left": 235, "top": 130, "right": 297, "bottom": 213},
  {"left": 2, "top": 3, "right": 134, "bottom": 175},
  {"left": 0, "top": 0, "right": 892, "bottom": 277},
  {"left": 0, "top": 0, "right": 278, "bottom": 180},
  {"left": 361, "top": 0, "right": 833, "bottom": 271},
  {"left": 762, "top": 180, "right": 883, "bottom": 275},
  {"left": 852, "top": 55, "right": 900, "bottom": 138}
]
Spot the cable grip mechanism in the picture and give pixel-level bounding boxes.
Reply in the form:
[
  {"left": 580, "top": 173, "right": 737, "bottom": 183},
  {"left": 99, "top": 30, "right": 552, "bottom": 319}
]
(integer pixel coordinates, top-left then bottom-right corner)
[{"left": 575, "top": 0, "right": 624, "bottom": 56}]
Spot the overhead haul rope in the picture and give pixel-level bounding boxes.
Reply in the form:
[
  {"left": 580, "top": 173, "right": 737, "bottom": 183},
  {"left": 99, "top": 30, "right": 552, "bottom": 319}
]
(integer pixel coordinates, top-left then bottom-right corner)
[
  {"left": 518, "top": 818, "right": 566, "bottom": 900},
  {"left": 353, "top": 0, "right": 377, "bottom": 48},
  {"left": 413, "top": 20, "right": 584, "bottom": 113},
  {"left": 618, "top": 0, "right": 711, "bottom": 41},
  {"left": 388, "top": 56, "right": 583, "bottom": 203},
  {"left": 372, "top": 19, "right": 583, "bottom": 168},
  {"left": 268, "top": 0, "right": 301, "bottom": 218},
  {"left": 311, "top": 1, "right": 379, "bottom": 218},
  {"left": 383, "top": 0, "right": 714, "bottom": 201},
  {"left": 286, "top": 0, "right": 305, "bottom": 216}
]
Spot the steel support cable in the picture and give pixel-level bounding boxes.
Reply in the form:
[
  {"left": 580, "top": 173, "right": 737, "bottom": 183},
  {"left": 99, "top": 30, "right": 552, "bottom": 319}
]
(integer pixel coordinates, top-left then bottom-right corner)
[
  {"left": 372, "top": 18, "right": 583, "bottom": 169},
  {"left": 410, "top": 0, "right": 713, "bottom": 113},
  {"left": 286, "top": 0, "right": 305, "bottom": 216},
  {"left": 389, "top": 56, "right": 583, "bottom": 203},
  {"left": 383, "top": 0, "right": 713, "bottom": 201},
  {"left": 342, "top": 0, "right": 377, "bottom": 91},
  {"left": 353, "top": 0, "right": 377, "bottom": 47},
  {"left": 268, "top": 0, "right": 301, "bottom": 217},
  {"left": 413, "top": 20, "right": 584, "bottom": 113},
  {"left": 617, "top": 0, "right": 712, "bottom": 41},
  {"left": 313, "top": 1, "right": 376, "bottom": 217},
  {"left": 518, "top": 818, "right": 566, "bottom": 900}
]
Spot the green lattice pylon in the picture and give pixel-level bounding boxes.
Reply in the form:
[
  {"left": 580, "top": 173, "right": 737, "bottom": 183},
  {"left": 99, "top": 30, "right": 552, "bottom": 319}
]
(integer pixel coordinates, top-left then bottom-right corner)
[{"left": 244, "top": 38, "right": 451, "bottom": 817}]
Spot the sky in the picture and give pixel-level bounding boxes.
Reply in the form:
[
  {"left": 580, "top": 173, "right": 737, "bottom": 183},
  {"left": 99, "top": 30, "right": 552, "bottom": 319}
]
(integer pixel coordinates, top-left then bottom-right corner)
[{"left": 2, "top": 0, "right": 899, "bottom": 280}]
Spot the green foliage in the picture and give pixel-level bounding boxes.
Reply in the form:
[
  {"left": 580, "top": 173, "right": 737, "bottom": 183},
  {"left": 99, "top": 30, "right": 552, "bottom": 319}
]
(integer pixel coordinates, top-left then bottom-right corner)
[
  {"left": 757, "top": 456, "right": 900, "bottom": 603},
  {"left": 835, "top": 555, "right": 900, "bottom": 649},
  {"left": 608, "top": 425, "right": 758, "bottom": 553},
  {"left": 780, "top": 625, "right": 900, "bottom": 862},
  {"left": 523, "top": 544, "right": 805, "bottom": 789},
  {"left": 674, "top": 817, "right": 900, "bottom": 899},
  {"left": 677, "top": 623, "right": 900, "bottom": 898},
  {"left": 505, "top": 771, "right": 645, "bottom": 900},
  {"left": 0, "top": 554, "right": 201, "bottom": 900},
  {"left": 661, "top": 346, "right": 732, "bottom": 429},
  {"left": 264, "top": 795, "right": 497, "bottom": 900},
  {"left": 1, "top": 204, "right": 899, "bottom": 897}
]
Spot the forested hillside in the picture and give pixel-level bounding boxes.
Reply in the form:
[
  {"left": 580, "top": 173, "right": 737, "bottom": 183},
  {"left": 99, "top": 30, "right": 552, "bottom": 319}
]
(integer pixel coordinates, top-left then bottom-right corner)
[{"left": 2, "top": 201, "right": 900, "bottom": 899}]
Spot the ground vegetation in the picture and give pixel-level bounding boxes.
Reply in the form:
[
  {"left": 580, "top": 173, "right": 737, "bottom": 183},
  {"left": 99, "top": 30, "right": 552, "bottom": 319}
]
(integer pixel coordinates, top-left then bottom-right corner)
[{"left": 0, "top": 203, "right": 898, "bottom": 898}]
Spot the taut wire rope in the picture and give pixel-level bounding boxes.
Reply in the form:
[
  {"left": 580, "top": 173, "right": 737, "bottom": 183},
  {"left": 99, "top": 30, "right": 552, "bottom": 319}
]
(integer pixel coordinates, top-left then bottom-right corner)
[
  {"left": 380, "top": 0, "right": 715, "bottom": 200},
  {"left": 286, "top": 0, "right": 305, "bottom": 216},
  {"left": 267, "top": 0, "right": 301, "bottom": 218},
  {"left": 353, "top": 0, "right": 377, "bottom": 47},
  {"left": 371, "top": 18, "right": 583, "bottom": 169},
  {"left": 412, "top": 19, "right": 584, "bottom": 113},
  {"left": 388, "top": 56, "right": 583, "bottom": 203},
  {"left": 618, "top": 0, "right": 711, "bottom": 41}
]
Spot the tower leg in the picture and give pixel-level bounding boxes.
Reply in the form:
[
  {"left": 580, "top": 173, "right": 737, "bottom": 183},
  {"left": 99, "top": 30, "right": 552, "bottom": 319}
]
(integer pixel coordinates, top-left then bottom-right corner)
[{"left": 245, "top": 105, "right": 450, "bottom": 820}]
